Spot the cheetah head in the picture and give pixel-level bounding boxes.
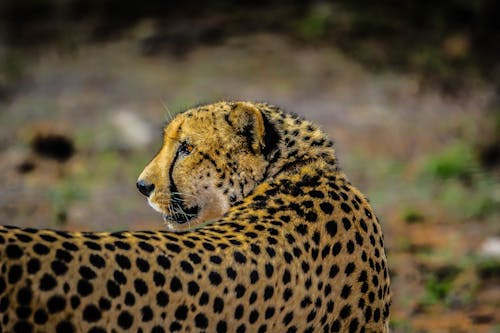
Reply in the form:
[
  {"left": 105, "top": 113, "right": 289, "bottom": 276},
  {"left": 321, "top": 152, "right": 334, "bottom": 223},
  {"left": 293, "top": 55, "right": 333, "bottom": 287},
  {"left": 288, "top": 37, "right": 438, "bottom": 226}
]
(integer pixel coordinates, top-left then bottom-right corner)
[{"left": 137, "top": 101, "right": 279, "bottom": 231}]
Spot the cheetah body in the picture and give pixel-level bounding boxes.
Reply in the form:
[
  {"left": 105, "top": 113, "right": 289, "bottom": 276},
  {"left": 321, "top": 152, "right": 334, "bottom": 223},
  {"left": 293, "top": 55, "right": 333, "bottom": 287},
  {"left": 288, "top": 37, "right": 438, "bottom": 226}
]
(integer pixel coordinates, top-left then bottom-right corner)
[{"left": 0, "top": 101, "right": 390, "bottom": 333}]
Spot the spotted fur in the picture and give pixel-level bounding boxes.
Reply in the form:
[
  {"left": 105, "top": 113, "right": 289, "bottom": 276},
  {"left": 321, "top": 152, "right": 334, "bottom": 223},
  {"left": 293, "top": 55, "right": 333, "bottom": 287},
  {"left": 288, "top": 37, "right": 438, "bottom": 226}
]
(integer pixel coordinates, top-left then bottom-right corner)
[{"left": 0, "top": 101, "right": 390, "bottom": 332}]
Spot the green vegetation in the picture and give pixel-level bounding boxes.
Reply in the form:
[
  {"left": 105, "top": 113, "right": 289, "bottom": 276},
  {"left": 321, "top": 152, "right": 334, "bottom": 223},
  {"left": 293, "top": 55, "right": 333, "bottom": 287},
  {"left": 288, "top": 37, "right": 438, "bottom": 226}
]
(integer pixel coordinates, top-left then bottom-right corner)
[
  {"left": 424, "top": 142, "right": 478, "bottom": 181},
  {"left": 48, "top": 179, "right": 88, "bottom": 225}
]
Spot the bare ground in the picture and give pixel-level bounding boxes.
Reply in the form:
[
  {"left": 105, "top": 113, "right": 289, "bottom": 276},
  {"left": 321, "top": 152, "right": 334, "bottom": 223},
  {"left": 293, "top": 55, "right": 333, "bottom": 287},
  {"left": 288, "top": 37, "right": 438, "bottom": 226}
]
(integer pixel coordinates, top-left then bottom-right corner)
[{"left": 0, "top": 32, "right": 498, "bottom": 331}]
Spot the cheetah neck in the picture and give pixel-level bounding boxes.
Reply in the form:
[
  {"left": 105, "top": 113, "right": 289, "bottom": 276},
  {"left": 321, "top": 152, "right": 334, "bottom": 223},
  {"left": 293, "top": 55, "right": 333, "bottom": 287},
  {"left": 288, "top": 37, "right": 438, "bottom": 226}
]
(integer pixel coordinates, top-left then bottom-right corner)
[{"left": 260, "top": 107, "right": 338, "bottom": 180}]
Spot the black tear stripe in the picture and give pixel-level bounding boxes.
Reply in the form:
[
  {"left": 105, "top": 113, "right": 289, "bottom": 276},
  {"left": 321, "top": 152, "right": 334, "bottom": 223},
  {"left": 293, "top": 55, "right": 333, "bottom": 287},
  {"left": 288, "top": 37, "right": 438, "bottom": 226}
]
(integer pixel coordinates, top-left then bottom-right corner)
[{"left": 168, "top": 148, "right": 199, "bottom": 224}]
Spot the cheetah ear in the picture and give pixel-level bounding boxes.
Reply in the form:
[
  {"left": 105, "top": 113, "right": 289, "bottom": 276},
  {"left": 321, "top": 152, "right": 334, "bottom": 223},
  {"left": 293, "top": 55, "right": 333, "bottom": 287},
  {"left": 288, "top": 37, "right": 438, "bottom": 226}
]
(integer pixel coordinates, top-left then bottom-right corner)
[{"left": 228, "top": 102, "right": 266, "bottom": 153}]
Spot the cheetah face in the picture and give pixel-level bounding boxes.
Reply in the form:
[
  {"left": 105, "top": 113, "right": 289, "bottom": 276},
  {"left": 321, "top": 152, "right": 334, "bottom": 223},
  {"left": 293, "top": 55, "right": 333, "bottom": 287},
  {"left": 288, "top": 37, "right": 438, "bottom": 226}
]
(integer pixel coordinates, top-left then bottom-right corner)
[{"left": 137, "top": 102, "right": 275, "bottom": 231}]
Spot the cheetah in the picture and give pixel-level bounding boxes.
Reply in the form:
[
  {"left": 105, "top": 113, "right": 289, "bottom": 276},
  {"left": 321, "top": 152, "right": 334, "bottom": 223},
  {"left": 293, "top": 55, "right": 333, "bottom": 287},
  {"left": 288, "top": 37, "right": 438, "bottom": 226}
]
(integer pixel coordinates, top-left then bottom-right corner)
[{"left": 0, "top": 101, "right": 390, "bottom": 332}]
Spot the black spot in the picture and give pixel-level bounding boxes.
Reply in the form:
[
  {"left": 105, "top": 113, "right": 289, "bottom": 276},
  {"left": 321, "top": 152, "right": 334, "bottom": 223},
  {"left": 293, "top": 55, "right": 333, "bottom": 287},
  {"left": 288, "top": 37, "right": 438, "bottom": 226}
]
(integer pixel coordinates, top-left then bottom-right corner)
[
  {"left": 283, "top": 311, "right": 294, "bottom": 325},
  {"left": 70, "top": 296, "right": 80, "bottom": 309},
  {"left": 176, "top": 260, "right": 193, "bottom": 274},
  {"left": 117, "top": 311, "right": 134, "bottom": 329},
  {"left": 40, "top": 273, "right": 57, "bottom": 291},
  {"left": 355, "top": 232, "right": 364, "bottom": 246},
  {"left": 141, "top": 305, "right": 154, "bottom": 322},
  {"left": 339, "top": 304, "right": 351, "bottom": 319},
  {"left": 347, "top": 240, "right": 355, "bottom": 254},
  {"left": 40, "top": 234, "right": 57, "bottom": 242},
  {"left": 77, "top": 279, "right": 93, "bottom": 296},
  {"left": 153, "top": 271, "right": 166, "bottom": 287},
  {"left": 84, "top": 241, "right": 101, "bottom": 251},
  {"left": 136, "top": 258, "right": 150, "bottom": 273},
  {"left": 345, "top": 262, "right": 356, "bottom": 276},
  {"left": 235, "top": 284, "right": 246, "bottom": 298},
  {"left": 8, "top": 264, "right": 23, "bottom": 283},
  {"left": 79, "top": 266, "right": 97, "bottom": 280},
  {"left": 15, "top": 234, "right": 33, "bottom": 243},
  {"left": 89, "top": 328, "right": 106, "bottom": 333},
  {"left": 115, "top": 254, "right": 131, "bottom": 269},
  {"left": 114, "top": 241, "right": 130, "bottom": 250},
  {"left": 305, "top": 211, "right": 318, "bottom": 222},
  {"left": 265, "top": 263, "right": 274, "bottom": 278},
  {"left": 213, "top": 297, "right": 224, "bottom": 313},
  {"left": 233, "top": 251, "right": 247, "bottom": 264},
  {"left": 13, "top": 321, "right": 33, "bottom": 333},
  {"left": 34, "top": 309, "right": 48, "bottom": 324},
  {"left": 62, "top": 241, "right": 78, "bottom": 251},
  {"left": 157, "top": 255, "right": 171, "bottom": 269},
  {"left": 250, "top": 244, "right": 260, "bottom": 255},
  {"left": 33, "top": 243, "right": 50, "bottom": 255},
  {"left": 249, "top": 310, "right": 259, "bottom": 323},
  {"left": 342, "top": 217, "right": 352, "bottom": 230},
  {"left": 156, "top": 291, "right": 169, "bottom": 306},
  {"left": 340, "top": 202, "right": 352, "bottom": 214},
  {"left": 325, "top": 220, "right": 337, "bottom": 237},
  {"left": 83, "top": 304, "right": 102, "bottom": 322},
  {"left": 373, "top": 308, "right": 380, "bottom": 322},
  {"left": 199, "top": 292, "right": 209, "bottom": 306},
  {"left": 210, "top": 255, "right": 222, "bottom": 264},
  {"left": 188, "top": 253, "right": 201, "bottom": 265},
  {"left": 226, "top": 267, "right": 237, "bottom": 280},
  {"left": 89, "top": 254, "right": 105, "bottom": 269},
  {"left": 329, "top": 265, "right": 339, "bottom": 278},
  {"left": 202, "top": 242, "right": 215, "bottom": 251},
  {"left": 16, "top": 306, "right": 31, "bottom": 319},
  {"left": 250, "top": 270, "right": 259, "bottom": 284},
  {"left": 217, "top": 320, "right": 228, "bottom": 333},
  {"left": 55, "top": 249, "right": 73, "bottom": 263},
  {"left": 234, "top": 305, "right": 244, "bottom": 319},
  {"left": 331, "top": 320, "right": 341, "bottom": 332},
  {"left": 114, "top": 270, "right": 127, "bottom": 284},
  {"left": 106, "top": 280, "right": 120, "bottom": 298},
  {"left": 266, "top": 247, "right": 276, "bottom": 257},
  {"left": 27, "top": 258, "right": 41, "bottom": 274},
  {"left": 283, "top": 288, "right": 293, "bottom": 301},
  {"left": 341, "top": 285, "right": 352, "bottom": 299},
  {"left": 166, "top": 243, "right": 181, "bottom": 253},
  {"left": 175, "top": 305, "right": 188, "bottom": 320},
  {"left": 170, "top": 322, "right": 182, "bottom": 331},
  {"left": 56, "top": 320, "right": 74, "bottom": 333},
  {"left": 264, "top": 285, "right": 274, "bottom": 300},
  {"left": 209, "top": 271, "right": 222, "bottom": 286},
  {"left": 169, "top": 276, "right": 182, "bottom": 292},
  {"left": 51, "top": 260, "right": 68, "bottom": 276},
  {"left": 138, "top": 241, "right": 155, "bottom": 252},
  {"left": 16, "top": 287, "right": 32, "bottom": 305},
  {"left": 152, "top": 326, "right": 165, "bottom": 333},
  {"left": 98, "top": 297, "right": 111, "bottom": 310},
  {"left": 194, "top": 313, "right": 208, "bottom": 329},
  {"left": 134, "top": 279, "right": 148, "bottom": 296},
  {"left": 188, "top": 281, "right": 200, "bottom": 296},
  {"left": 319, "top": 202, "right": 334, "bottom": 214}
]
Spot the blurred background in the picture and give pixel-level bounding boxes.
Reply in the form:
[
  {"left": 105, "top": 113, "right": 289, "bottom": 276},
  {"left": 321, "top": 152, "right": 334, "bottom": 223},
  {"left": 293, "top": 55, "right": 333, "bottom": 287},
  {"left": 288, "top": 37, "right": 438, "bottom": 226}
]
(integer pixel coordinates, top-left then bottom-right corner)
[{"left": 0, "top": 1, "right": 499, "bottom": 331}]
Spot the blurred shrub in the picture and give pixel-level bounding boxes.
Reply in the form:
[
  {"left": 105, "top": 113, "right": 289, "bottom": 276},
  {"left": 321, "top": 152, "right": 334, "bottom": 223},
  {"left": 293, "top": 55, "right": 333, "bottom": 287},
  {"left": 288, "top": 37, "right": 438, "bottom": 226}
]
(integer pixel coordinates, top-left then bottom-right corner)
[
  {"left": 421, "top": 265, "right": 461, "bottom": 306},
  {"left": 424, "top": 142, "right": 478, "bottom": 181},
  {"left": 295, "top": 3, "right": 332, "bottom": 40}
]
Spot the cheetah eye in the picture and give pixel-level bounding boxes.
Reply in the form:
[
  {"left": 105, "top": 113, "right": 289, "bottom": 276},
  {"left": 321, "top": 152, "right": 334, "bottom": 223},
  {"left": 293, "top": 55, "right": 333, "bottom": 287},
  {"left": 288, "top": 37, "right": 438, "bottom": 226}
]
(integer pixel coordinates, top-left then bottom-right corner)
[{"left": 178, "top": 141, "right": 194, "bottom": 156}]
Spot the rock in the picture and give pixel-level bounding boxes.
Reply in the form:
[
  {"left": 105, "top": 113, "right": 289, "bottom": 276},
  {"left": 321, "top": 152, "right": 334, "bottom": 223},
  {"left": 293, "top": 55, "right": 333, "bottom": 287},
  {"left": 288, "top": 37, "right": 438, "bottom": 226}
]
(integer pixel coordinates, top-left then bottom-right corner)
[
  {"left": 479, "top": 237, "right": 500, "bottom": 259},
  {"left": 110, "top": 109, "right": 153, "bottom": 150}
]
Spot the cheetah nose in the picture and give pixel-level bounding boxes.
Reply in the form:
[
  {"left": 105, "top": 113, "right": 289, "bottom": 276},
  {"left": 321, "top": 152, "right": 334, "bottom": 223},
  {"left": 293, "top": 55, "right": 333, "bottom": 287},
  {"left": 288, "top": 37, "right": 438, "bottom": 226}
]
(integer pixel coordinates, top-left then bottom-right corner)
[{"left": 136, "top": 180, "right": 155, "bottom": 197}]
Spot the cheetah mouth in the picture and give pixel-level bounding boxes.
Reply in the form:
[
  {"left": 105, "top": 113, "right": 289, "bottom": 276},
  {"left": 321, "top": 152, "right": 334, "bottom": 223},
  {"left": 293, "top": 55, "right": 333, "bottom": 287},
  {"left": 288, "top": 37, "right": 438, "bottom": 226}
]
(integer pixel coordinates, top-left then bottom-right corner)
[{"left": 163, "top": 205, "right": 200, "bottom": 224}]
